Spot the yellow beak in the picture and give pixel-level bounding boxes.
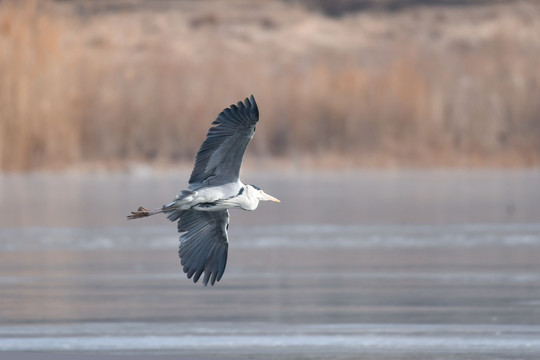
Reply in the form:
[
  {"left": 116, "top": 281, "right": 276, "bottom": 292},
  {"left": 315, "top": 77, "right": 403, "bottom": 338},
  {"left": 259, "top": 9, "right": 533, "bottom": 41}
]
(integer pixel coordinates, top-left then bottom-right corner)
[{"left": 263, "top": 192, "right": 280, "bottom": 202}]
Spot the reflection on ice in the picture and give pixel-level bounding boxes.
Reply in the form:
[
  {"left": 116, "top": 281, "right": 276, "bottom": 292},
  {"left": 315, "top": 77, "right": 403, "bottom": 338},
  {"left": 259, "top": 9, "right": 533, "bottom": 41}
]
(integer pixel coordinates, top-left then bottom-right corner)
[
  {"left": 1, "top": 170, "right": 540, "bottom": 359},
  {"left": 2, "top": 223, "right": 540, "bottom": 252},
  {"left": 2, "top": 323, "right": 540, "bottom": 354}
]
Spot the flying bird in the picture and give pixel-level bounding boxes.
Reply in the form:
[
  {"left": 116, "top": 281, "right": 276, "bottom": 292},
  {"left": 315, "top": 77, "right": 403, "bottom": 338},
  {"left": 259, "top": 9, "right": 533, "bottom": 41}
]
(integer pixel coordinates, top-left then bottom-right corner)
[{"left": 127, "top": 95, "right": 279, "bottom": 286}]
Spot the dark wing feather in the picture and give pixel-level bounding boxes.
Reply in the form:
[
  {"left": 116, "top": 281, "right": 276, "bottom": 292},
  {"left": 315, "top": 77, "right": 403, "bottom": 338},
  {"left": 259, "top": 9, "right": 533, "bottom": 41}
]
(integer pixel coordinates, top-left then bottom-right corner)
[
  {"left": 189, "top": 95, "right": 259, "bottom": 187},
  {"left": 177, "top": 209, "right": 229, "bottom": 286}
]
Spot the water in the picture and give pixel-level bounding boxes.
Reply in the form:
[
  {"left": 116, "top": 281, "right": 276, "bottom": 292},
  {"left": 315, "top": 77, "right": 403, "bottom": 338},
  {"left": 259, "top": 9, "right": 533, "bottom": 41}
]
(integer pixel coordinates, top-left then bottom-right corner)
[{"left": 1, "top": 169, "right": 540, "bottom": 359}]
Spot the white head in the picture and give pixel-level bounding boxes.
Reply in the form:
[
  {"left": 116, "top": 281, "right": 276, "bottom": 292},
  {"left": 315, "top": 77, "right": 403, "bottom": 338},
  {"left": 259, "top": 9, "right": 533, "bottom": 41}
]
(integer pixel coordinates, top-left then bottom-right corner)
[{"left": 246, "top": 184, "right": 280, "bottom": 205}]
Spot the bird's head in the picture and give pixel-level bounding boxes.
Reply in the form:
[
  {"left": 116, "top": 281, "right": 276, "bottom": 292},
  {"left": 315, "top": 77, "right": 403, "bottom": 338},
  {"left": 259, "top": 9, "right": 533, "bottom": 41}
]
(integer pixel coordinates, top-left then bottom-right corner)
[{"left": 247, "top": 185, "right": 280, "bottom": 203}]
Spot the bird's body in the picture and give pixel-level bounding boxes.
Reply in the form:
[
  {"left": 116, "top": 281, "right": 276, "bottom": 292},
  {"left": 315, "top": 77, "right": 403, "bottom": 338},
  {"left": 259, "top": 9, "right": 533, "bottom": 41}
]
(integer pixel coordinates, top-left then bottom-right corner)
[
  {"left": 127, "top": 96, "right": 279, "bottom": 286},
  {"left": 161, "top": 181, "right": 261, "bottom": 213}
]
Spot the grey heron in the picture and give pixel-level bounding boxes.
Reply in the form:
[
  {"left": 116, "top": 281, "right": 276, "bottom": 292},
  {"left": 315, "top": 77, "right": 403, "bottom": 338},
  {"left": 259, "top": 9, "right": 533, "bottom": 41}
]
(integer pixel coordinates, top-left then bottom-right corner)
[{"left": 127, "top": 95, "right": 279, "bottom": 286}]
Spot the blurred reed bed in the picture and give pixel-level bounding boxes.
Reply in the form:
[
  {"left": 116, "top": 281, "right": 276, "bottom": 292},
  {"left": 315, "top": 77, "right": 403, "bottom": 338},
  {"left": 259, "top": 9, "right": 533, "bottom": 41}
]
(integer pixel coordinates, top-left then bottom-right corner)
[
  {"left": 0, "top": 0, "right": 80, "bottom": 170},
  {"left": 0, "top": 0, "right": 539, "bottom": 171}
]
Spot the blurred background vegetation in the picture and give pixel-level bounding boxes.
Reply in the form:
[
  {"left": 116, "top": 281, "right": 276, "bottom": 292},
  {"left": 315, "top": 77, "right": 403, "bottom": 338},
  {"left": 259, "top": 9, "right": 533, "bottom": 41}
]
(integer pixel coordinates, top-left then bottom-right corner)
[{"left": 0, "top": 0, "right": 539, "bottom": 171}]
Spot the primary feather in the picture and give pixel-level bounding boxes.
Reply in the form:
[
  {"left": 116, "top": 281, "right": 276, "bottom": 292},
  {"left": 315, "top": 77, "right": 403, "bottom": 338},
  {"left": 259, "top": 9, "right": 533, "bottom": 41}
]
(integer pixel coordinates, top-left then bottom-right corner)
[
  {"left": 177, "top": 210, "right": 229, "bottom": 286},
  {"left": 189, "top": 95, "right": 259, "bottom": 188}
]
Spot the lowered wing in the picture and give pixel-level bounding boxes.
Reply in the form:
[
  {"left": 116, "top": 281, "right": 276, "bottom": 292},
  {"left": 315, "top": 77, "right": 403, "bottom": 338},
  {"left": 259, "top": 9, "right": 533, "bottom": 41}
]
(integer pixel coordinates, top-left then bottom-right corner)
[
  {"left": 177, "top": 209, "right": 229, "bottom": 286},
  {"left": 189, "top": 95, "right": 259, "bottom": 188}
]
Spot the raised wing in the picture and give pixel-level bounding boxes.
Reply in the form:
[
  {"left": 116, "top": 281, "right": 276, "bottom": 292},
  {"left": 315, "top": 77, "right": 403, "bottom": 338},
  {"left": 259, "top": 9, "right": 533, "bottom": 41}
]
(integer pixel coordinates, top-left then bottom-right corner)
[
  {"left": 177, "top": 209, "right": 229, "bottom": 286},
  {"left": 189, "top": 95, "right": 259, "bottom": 187}
]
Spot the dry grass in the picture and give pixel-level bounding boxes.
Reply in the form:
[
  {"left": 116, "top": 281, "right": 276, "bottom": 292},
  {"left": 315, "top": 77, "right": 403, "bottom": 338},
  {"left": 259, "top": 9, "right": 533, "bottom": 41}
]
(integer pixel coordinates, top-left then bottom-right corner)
[
  {"left": 1, "top": 0, "right": 539, "bottom": 171},
  {"left": 0, "top": 0, "right": 80, "bottom": 170}
]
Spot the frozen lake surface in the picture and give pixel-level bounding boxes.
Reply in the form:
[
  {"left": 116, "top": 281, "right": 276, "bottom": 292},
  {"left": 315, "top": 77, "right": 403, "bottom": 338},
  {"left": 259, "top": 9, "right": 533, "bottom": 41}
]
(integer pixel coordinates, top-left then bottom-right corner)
[{"left": 1, "top": 169, "right": 540, "bottom": 359}]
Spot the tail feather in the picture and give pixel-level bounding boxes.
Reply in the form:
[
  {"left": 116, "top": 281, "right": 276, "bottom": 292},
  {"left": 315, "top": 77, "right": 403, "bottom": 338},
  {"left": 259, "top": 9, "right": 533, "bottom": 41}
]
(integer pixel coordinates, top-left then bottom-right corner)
[
  {"left": 165, "top": 209, "right": 185, "bottom": 222},
  {"left": 163, "top": 190, "right": 195, "bottom": 221},
  {"left": 162, "top": 202, "right": 186, "bottom": 222},
  {"left": 128, "top": 189, "right": 194, "bottom": 221}
]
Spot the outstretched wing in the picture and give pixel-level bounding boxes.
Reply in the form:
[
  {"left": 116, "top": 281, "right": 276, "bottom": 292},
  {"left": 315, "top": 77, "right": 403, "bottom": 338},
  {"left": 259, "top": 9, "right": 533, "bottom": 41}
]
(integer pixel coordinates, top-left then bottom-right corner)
[
  {"left": 189, "top": 95, "right": 259, "bottom": 187},
  {"left": 177, "top": 209, "right": 229, "bottom": 286}
]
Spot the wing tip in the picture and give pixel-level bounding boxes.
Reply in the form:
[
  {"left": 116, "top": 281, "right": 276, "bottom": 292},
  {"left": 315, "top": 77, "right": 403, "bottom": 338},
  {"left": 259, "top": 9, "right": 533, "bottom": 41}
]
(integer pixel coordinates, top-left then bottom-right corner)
[
  {"left": 217, "top": 95, "right": 259, "bottom": 123},
  {"left": 182, "top": 265, "right": 217, "bottom": 286},
  {"left": 180, "top": 243, "right": 228, "bottom": 287},
  {"left": 247, "top": 94, "right": 258, "bottom": 119}
]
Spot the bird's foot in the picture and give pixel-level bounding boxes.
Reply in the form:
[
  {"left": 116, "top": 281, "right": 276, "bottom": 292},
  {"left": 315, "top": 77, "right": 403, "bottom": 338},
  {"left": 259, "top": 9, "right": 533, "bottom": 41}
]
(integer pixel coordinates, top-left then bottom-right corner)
[{"left": 127, "top": 206, "right": 150, "bottom": 220}]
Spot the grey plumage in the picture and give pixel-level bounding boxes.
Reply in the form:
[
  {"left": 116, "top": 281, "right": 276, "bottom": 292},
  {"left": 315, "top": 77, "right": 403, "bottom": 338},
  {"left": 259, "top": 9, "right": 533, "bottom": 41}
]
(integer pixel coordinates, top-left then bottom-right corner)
[
  {"left": 189, "top": 95, "right": 258, "bottom": 188},
  {"left": 177, "top": 210, "right": 229, "bottom": 286},
  {"left": 127, "top": 95, "right": 279, "bottom": 286}
]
